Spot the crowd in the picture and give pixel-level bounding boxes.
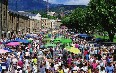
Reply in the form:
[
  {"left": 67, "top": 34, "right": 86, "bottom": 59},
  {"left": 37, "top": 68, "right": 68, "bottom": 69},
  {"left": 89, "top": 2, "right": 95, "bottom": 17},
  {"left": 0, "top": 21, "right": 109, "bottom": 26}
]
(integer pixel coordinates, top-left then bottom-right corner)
[{"left": 0, "top": 28, "right": 116, "bottom": 73}]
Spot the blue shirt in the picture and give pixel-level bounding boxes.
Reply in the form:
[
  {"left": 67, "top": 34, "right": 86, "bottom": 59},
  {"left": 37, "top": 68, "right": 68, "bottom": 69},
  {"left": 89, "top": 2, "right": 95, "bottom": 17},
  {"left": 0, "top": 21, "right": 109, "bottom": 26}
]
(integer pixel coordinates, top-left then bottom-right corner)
[
  {"left": 106, "top": 66, "right": 114, "bottom": 73},
  {"left": 1, "top": 62, "right": 7, "bottom": 70},
  {"left": 85, "top": 54, "right": 89, "bottom": 60},
  {"left": 0, "top": 66, "right": 2, "bottom": 72},
  {"left": 6, "top": 58, "right": 11, "bottom": 67}
]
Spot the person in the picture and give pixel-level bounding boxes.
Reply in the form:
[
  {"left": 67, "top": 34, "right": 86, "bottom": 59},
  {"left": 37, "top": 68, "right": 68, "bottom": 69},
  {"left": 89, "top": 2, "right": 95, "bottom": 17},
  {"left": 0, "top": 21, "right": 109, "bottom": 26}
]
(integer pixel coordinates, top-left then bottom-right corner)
[
  {"left": 91, "top": 60, "right": 98, "bottom": 70},
  {"left": 32, "top": 57, "right": 37, "bottom": 65},
  {"left": 99, "top": 66, "right": 105, "bottom": 73},
  {"left": 0, "top": 64, "right": 2, "bottom": 73},
  {"left": 81, "top": 63, "right": 88, "bottom": 72},
  {"left": 67, "top": 56, "right": 72, "bottom": 68},
  {"left": 45, "top": 60, "right": 50, "bottom": 73},
  {"left": 72, "top": 63, "right": 79, "bottom": 72},
  {"left": 84, "top": 49, "right": 88, "bottom": 56},
  {"left": 49, "top": 63, "right": 55, "bottom": 73},
  {"left": 25, "top": 66, "right": 31, "bottom": 73},
  {"left": 33, "top": 64, "right": 37, "bottom": 73},
  {"left": 16, "top": 65, "right": 23, "bottom": 73},
  {"left": 1, "top": 58, "right": 7, "bottom": 73},
  {"left": 58, "top": 66, "right": 64, "bottom": 73},
  {"left": 39, "top": 64, "right": 46, "bottom": 73},
  {"left": 24, "top": 49, "right": 30, "bottom": 59},
  {"left": 105, "top": 63, "right": 114, "bottom": 73},
  {"left": 88, "top": 66, "right": 92, "bottom": 73},
  {"left": 85, "top": 52, "right": 90, "bottom": 61},
  {"left": 54, "top": 61, "right": 59, "bottom": 71},
  {"left": 63, "top": 65, "right": 69, "bottom": 73}
]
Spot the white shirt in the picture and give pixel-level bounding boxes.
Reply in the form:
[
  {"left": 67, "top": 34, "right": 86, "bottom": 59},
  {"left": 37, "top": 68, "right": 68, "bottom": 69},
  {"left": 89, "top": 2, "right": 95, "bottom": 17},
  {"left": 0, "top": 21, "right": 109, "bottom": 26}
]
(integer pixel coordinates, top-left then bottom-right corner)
[
  {"left": 81, "top": 66, "right": 88, "bottom": 72},
  {"left": 72, "top": 66, "right": 79, "bottom": 71},
  {"left": 15, "top": 66, "right": 22, "bottom": 73},
  {"left": 33, "top": 65, "right": 37, "bottom": 72},
  {"left": 46, "top": 61, "right": 50, "bottom": 69},
  {"left": 54, "top": 64, "right": 59, "bottom": 70},
  {"left": 99, "top": 70, "right": 105, "bottom": 73},
  {"left": 25, "top": 59, "right": 29, "bottom": 65},
  {"left": 90, "top": 50, "right": 94, "bottom": 55},
  {"left": 58, "top": 61, "right": 62, "bottom": 66},
  {"left": 64, "top": 68, "right": 69, "bottom": 73},
  {"left": 17, "top": 52, "right": 21, "bottom": 57},
  {"left": 12, "top": 58, "right": 18, "bottom": 64},
  {"left": 89, "top": 58, "right": 94, "bottom": 63},
  {"left": 94, "top": 49, "right": 98, "bottom": 54},
  {"left": 100, "top": 62, "right": 104, "bottom": 67},
  {"left": 25, "top": 52, "right": 30, "bottom": 56}
]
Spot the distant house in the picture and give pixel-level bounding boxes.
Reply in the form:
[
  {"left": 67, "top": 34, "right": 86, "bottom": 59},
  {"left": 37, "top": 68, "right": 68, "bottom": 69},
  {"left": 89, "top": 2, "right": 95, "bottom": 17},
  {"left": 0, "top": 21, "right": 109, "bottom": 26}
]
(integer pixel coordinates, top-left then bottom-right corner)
[
  {"left": 47, "top": 12, "right": 56, "bottom": 16},
  {"left": 28, "top": 13, "right": 41, "bottom": 20}
]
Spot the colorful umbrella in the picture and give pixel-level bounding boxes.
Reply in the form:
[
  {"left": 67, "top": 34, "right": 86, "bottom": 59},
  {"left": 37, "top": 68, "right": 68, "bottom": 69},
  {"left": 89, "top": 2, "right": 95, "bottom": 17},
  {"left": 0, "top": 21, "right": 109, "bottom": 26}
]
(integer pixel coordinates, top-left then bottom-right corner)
[
  {"left": 28, "top": 38, "right": 33, "bottom": 42},
  {"left": 53, "top": 38, "right": 63, "bottom": 43},
  {"left": 66, "top": 47, "right": 81, "bottom": 54},
  {"left": 43, "top": 38, "right": 51, "bottom": 41},
  {"left": 61, "top": 39, "right": 72, "bottom": 43},
  {"left": 65, "top": 46, "right": 71, "bottom": 49},
  {"left": 4, "top": 48, "right": 13, "bottom": 52},
  {"left": 0, "top": 49, "right": 9, "bottom": 53},
  {"left": 53, "top": 38, "right": 62, "bottom": 41},
  {"left": 15, "top": 38, "right": 30, "bottom": 44},
  {"left": 6, "top": 42, "right": 20, "bottom": 46},
  {"left": 53, "top": 41, "right": 60, "bottom": 43},
  {"left": 45, "top": 43, "right": 56, "bottom": 48}
]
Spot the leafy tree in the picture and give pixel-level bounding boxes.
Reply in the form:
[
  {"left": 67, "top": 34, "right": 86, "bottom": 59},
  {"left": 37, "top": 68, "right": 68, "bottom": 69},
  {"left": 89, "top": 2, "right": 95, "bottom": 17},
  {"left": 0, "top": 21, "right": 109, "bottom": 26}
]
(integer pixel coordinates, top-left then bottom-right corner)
[
  {"left": 88, "top": 0, "right": 116, "bottom": 41},
  {"left": 61, "top": 16, "right": 71, "bottom": 28},
  {"left": 70, "top": 8, "right": 87, "bottom": 33},
  {"left": 61, "top": 8, "right": 88, "bottom": 33}
]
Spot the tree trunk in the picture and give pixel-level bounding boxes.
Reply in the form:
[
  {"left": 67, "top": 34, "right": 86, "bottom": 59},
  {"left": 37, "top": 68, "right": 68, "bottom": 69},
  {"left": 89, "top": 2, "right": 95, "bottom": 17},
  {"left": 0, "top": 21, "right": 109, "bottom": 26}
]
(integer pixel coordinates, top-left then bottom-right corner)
[{"left": 108, "top": 32, "right": 114, "bottom": 42}]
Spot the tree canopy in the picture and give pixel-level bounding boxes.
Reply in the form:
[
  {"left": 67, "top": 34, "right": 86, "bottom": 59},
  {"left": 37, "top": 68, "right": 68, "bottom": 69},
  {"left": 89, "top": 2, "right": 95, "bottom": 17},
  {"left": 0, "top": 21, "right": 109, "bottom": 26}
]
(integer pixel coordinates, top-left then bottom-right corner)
[
  {"left": 61, "top": 0, "right": 116, "bottom": 41},
  {"left": 88, "top": 0, "right": 116, "bottom": 41}
]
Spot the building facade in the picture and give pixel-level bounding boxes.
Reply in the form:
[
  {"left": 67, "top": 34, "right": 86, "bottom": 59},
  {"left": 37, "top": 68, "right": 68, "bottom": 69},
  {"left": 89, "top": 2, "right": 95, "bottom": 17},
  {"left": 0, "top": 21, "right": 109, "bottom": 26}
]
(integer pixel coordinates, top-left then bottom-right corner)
[
  {"left": 8, "top": 11, "right": 30, "bottom": 37},
  {"left": 0, "top": 0, "right": 8, "bottom": 38},
  {"left": 29, "top": 19, "right": 41, "bottom": 33}
]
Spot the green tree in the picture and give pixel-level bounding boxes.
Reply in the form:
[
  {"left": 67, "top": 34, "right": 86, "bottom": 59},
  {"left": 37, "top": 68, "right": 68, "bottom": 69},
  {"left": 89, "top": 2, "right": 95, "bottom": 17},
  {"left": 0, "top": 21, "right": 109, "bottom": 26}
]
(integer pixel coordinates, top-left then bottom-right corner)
[
  {"left": 61, "top": 16, "right": 71, "bottom": 28},
  {"left": 70, "top": 8, "right": 87, "bottom": 33},
  {"left": 88, "top": 0, "right": 116, "bottom": 41},
  {"left": 61, "top": 8, "right": 88, "bottom": 33}
]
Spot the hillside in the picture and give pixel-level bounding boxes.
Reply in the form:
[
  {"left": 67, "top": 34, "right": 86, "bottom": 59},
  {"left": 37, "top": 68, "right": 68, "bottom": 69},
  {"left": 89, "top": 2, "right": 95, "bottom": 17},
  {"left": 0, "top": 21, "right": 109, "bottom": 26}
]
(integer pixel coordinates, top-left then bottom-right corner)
[
  {"left": 8, "top": 0, "right": 57, "bottom": 11},
  {"left": 50, "top": 5, "right": 86, "bottom": 13},
  {"left": 8, "top": 0, "right": 86, "bottom": 12}
]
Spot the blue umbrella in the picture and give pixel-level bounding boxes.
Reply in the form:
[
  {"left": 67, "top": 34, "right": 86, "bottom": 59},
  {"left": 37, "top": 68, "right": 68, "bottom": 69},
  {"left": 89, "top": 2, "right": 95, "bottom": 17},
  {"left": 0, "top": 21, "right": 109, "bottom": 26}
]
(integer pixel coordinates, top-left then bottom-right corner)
[
  {"left": 78, "top": 34, "right": 88, "bottom": 36},
  {"left": 95, "top": 38, "right": 102, "bottom": 42},
  {"left": 2, "top": 40, "right": 15, "bottom": 44},
  {"left": 15, "top": 38, "right": 29, "bottom": 44},
  {"left": 4, "top": 48, "right": 13, "bottom": 52}
]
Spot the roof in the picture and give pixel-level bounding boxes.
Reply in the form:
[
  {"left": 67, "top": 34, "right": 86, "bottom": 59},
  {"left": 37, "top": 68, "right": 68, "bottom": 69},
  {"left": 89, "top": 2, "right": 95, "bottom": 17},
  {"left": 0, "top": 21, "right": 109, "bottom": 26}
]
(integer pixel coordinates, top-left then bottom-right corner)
[
  {"left": 8, "top": 10, "right": 42, "bottom": 20},
  {"left": 36, "top": 13, "right": 41, "bottom": 17}
]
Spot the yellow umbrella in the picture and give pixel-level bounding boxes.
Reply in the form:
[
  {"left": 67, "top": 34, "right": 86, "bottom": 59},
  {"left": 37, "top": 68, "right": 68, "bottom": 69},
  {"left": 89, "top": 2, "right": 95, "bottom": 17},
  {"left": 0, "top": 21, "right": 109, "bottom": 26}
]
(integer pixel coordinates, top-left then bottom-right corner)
[{"left": 67, "top": 47, "right": 81, "bottom": 54}]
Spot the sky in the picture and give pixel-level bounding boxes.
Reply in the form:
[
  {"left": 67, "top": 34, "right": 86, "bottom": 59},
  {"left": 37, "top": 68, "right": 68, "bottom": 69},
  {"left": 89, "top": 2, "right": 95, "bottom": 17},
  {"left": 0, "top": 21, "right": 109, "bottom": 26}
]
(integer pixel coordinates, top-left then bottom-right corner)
[{"left": 43, "top": 0, "right": 90, "bottom": 5}]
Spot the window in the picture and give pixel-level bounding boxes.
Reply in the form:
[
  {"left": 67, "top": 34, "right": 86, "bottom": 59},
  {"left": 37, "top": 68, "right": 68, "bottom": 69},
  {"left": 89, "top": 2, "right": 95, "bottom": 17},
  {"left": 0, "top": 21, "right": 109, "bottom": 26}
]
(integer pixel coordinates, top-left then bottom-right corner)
[{"left": 4, "top": 11, "right": 5, "bottom": 16}]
